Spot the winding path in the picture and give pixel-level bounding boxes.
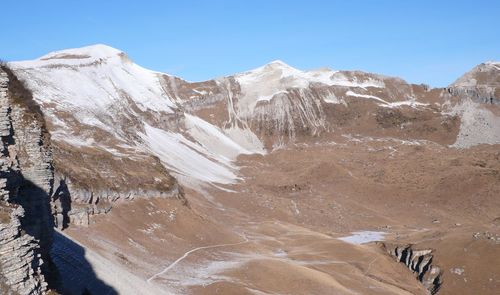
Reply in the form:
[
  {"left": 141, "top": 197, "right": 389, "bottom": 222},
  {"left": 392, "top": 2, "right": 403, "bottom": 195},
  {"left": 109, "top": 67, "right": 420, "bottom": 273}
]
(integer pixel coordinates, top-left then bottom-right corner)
[{"left": 147, "top": 235, "right": 249, "bottom": 283}]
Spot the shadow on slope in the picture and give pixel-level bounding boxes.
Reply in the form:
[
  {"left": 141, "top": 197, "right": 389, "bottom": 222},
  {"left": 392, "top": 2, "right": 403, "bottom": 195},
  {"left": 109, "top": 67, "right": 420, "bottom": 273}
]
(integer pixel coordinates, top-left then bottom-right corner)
[
  {"left": 6, "top": 177, "right": 117, "bottom": 294},
  {"left": 51, "top": 231, "right": 118, "bottom": 295},
  {"left": 13, "top": 178, "right": 117, "bottom": 294}
]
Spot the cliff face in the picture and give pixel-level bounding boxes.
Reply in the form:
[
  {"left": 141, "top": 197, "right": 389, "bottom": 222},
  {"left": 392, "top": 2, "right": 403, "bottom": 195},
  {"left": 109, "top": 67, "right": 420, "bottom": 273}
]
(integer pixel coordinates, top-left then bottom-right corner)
[
  {"left": 448, "top": 61, "right": 500, "bottom": 105},
  {"left": 0, "top": 66, "right": 57, "bottom": 294}
]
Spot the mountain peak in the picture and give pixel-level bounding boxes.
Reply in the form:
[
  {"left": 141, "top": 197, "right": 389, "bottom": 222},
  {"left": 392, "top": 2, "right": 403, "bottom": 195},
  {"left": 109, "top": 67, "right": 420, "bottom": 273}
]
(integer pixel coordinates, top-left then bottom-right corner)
[
  {"left": 11, "top": 44, "right": 130, "bottom": 69},
  {"left": 262, "top": 59, "right": 297, "bottom": 71},
  {"left": 238, "top": 60, "right": 301, "bottom": 79},
  {"left": 484, "top": 60, "right": 500, "bottom": 66},
  {"left": 38, "top": 44, "right": 125, "bottom": 61},
  {"left": 266, "top": 59, "right": 290, "bottom": 66}
]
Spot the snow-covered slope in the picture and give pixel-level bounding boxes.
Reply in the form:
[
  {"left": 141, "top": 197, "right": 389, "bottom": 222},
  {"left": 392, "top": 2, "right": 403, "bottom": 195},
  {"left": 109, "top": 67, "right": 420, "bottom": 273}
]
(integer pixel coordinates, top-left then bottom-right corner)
[
  {"left": 232, "top": 60, "right": 387, "bottom": 118},
  {"left": 10, "top": 44, "right": 264, "bottom": 192},
  {"left": 13, "top": 44, "right": 176, "bottom": 114}
]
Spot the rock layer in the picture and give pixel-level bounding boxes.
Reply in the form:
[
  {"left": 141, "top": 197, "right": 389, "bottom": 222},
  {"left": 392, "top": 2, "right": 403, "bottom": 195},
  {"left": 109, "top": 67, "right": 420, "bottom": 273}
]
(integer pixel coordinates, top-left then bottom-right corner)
[
  {"left": 0, "top": 66, "right": 56, "bottom": 294},
  {"left": 385, "top": 244, "right": 442, "bottom": 294},
  {"left": 448, "top": 61, "right": 500, "bottom": 105}
]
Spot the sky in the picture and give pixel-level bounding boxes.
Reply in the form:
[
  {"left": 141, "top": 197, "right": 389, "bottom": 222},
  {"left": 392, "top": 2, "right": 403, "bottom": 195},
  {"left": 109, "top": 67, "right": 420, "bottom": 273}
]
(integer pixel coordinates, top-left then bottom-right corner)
[{"left": 0, "top": 0, "right": 499, "bottom": 87}]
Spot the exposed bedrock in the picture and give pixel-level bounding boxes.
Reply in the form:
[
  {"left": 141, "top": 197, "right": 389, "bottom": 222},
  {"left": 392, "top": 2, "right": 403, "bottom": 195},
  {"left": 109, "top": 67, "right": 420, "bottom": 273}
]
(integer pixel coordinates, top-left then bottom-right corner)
[
  {"left": 0, "top": 66, "right": 57, "bottom": 294},
  {"left": 384, "top": 243, "right": 442, "bottom": 294},
  {"left": 51, "top": 175, "right": 185, "bottom": 228},
  {"left": 447, "top": 86, "right": 499, "bottom": 105},
  {"left": 448, "top": 61, "right": 500, "bottom": 105}
]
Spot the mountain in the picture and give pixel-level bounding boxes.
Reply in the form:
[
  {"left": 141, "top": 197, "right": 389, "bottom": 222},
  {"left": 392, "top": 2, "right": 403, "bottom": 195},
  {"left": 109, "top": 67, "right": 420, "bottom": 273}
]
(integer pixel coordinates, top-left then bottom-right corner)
[
  {"left": 8, "top": 44, "right": 464, "bottom": 200},
  {"left": 167, "top": 57, "right": 451, "bottom": 144},
  {"left": 10, "top": 45, "right": 266, "bottom": 213},
  {"left": 1, "top": 45, "right": 499, "bottom": 295}
]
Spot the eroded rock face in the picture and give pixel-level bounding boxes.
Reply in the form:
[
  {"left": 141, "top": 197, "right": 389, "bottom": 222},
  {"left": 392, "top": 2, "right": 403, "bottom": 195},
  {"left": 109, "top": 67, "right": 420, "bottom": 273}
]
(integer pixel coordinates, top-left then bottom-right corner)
[
  {"left": 0, "top": 66, "right": 57, "bottom": 294},
  {"left": 385, "top": 244, "right": 442, "bottom": 294},
  {"left": 51, "top": 175, "right": 184, "bottom": 228},
  {"left": 448, "top": 61, "right": 500, "bottom": 105}
]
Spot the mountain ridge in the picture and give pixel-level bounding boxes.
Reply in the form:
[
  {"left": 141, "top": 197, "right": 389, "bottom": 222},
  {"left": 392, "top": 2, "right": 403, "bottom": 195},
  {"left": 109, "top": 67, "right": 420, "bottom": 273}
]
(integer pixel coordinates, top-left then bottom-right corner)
[{"left": 0, "top": 43, "right": 499, "bottom": 295}]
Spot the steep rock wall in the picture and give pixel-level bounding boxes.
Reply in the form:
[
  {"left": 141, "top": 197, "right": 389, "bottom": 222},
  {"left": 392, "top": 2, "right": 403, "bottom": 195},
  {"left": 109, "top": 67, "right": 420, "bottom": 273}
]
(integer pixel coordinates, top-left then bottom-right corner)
[
  {"left": 448, "top": 61, "right": 500, "bottom": 105},
  {"left": 447, "top": 86, "right": 499, "bottom": 105},
  {"left": 0, "top": 66, "right": 57, "bottom": 294}
]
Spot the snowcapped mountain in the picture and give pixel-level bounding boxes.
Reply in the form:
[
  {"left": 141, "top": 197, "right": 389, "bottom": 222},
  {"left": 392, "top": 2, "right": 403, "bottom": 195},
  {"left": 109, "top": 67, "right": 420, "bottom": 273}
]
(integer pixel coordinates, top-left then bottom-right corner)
[
  {"left": 9, "top": 44, "right": 500, "bottom": 199},
  {"left": 162, "top": 55, "right": 451, "bottom": 147},
  {"left": 11, "top": 45, "right": 266, "bottom": 196},
  {"left": 2, "top": 44, "right": 500, "bottom": 295}
]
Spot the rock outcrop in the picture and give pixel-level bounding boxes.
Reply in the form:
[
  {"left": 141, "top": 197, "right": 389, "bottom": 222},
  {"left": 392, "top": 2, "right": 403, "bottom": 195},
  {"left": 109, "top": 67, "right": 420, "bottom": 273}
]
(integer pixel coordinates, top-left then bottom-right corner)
[
  {"left": 0, "top": 66, "right": 57, "bottom": 294},
  {"left": 385, "top": 244, "right": 442, "bottom": 294},
  {"left": 448, "top": 61, "right": 500, "bottom": 105}
]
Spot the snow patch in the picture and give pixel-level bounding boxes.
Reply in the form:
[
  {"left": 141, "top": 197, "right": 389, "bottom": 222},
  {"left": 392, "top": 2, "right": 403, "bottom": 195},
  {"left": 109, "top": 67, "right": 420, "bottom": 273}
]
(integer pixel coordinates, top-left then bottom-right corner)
[
  {"left": 327, "top": 72, "right": 385, "bottom": 89},
  {"left": 345, "top": 90, "right": 389, "bottom": 104},
  {"left": 184, "top": 114, "right": 264, "bottom": 160},
  {"left": 338, "top": 231, "right": 386, "bottom": 245},
  {"left": 140, "top": 123, "right": 239, "bottom": 184},
  {"left": 380, "top": 100, "right": 429, "bottom": 109},
  {"left": 322, "top": 93, "right": 341, "bottom": 104},
  {"left": 223, "top": 126, "right": 266, "bottom": 155}
]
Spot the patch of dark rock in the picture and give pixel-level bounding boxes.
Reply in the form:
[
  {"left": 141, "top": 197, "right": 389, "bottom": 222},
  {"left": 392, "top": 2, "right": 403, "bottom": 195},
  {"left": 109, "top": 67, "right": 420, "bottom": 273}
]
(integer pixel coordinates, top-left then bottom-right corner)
[{"left": 382, "top": 243, "right": 442, "bottom": 294}]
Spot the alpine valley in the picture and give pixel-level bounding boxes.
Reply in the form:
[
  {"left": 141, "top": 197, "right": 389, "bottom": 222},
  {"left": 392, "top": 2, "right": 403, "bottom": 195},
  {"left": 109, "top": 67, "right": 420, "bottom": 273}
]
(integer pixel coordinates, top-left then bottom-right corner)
[{"left": 1, "top": 44, "right": 499, "bottom": 295}]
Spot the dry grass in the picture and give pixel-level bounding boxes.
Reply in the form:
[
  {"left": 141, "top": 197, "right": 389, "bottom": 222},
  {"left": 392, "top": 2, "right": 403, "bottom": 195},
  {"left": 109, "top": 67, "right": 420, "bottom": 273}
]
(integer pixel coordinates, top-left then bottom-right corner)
[
  {"left": 0, "top": 211, "right": 10, "bottom": 223},
  {"left": 52, "top": 141, "right": 176, "bottom": 194},
  {"left": 0, "top": 204, "right": 12, "bottom": 223}
]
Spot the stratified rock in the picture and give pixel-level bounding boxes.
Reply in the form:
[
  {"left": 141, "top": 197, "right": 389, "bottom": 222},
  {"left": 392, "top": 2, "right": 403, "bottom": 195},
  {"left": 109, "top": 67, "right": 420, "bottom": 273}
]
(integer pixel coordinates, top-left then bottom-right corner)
[
  {"left": 385, "top": 243, "right": 442, "bottom": 294},
  {"left": 448, "top": 61, "right": 500, "bottom": 105},
  {"left": 0, "top": 66, "right": 57, "bottom": 294}
]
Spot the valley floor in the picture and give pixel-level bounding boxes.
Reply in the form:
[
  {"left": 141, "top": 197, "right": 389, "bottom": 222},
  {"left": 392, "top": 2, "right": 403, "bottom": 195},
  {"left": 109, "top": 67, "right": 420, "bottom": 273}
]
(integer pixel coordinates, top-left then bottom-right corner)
[{"left": 64, "top": 136, "right": 500, "bottom": 295}]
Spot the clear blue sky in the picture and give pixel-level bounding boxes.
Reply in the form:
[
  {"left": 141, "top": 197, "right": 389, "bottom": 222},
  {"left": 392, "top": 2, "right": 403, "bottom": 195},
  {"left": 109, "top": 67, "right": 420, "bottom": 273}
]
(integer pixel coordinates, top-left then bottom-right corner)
[{"left": 1, "top": 0, "right": 499, "bottom": 87}]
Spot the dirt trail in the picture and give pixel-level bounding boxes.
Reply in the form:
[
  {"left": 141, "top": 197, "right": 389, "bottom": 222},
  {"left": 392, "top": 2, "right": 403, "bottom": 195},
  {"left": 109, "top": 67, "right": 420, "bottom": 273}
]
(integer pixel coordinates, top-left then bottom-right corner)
[{"left": 146, "top": 234, "right": 249, "bottom": 283}]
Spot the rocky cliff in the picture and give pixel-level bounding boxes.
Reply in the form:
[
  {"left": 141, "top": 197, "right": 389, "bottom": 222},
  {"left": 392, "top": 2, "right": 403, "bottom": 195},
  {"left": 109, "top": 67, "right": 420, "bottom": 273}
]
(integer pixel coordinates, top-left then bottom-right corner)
[
  {"left": 0, "top": 66, "right": 57, "bottom": 294},
  {"left": 448, "top": 61, "right": 500, "bottom": 105},
  {"left": 385, "top": 243, "right": 442, "bottom": 294}
]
